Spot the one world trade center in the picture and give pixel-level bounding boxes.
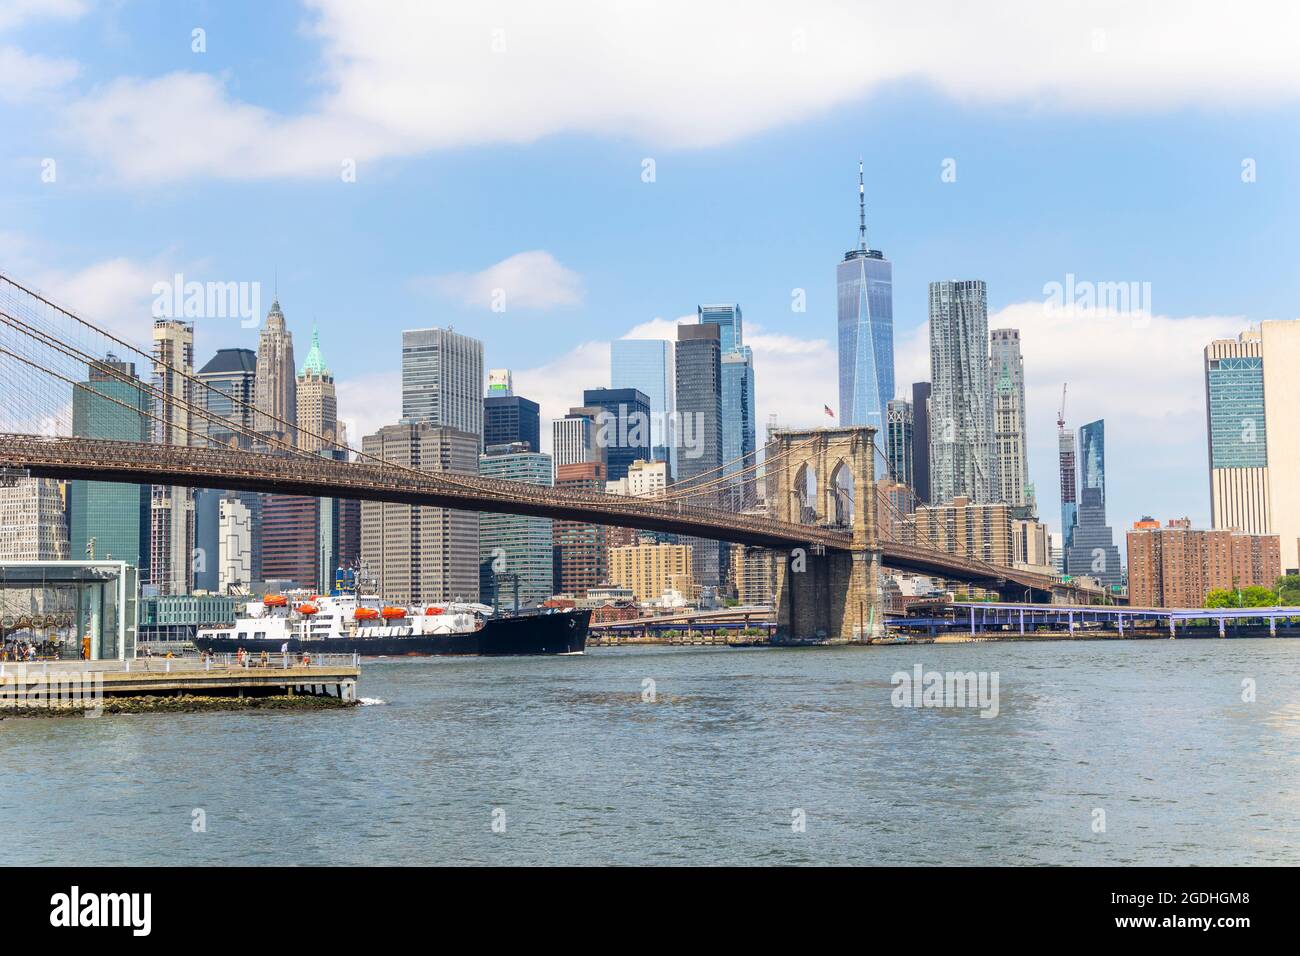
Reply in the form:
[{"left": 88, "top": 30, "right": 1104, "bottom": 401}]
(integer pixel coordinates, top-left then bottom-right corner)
[{"left": 837, "top": 161, "right": 894, "bottom": 433}]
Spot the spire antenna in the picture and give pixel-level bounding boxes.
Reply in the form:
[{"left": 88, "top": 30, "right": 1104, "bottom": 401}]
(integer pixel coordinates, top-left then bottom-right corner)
[{"left": 857, "top": 158, "right": 868, "bottom": 251}]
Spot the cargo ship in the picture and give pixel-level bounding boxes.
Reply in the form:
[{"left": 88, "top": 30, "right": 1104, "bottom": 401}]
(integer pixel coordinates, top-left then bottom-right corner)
[{"left": 193, "top": 591, "right": 588, "bottom": 657}]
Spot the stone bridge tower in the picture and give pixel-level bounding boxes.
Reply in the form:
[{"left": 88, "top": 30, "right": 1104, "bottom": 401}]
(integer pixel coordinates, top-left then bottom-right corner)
[{"left": 769, "top": 425, "right": 884, "bottom": 642}]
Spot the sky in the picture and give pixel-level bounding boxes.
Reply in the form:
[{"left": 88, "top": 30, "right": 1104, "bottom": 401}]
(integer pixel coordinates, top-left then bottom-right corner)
[{"left": 3, "top": 0, "right": 1300, "bottom": 539}]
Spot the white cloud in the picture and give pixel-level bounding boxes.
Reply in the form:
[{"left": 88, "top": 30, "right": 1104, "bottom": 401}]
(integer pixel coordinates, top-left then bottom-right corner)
[
  {"left": 336, "top": 369, "right": 402, "bottom": 447},
  {"left": 51, "top": 0, "right": 1300, "bottom": 182},
  {"left": 895, "top": 301, "right": 1248, "bottom": 530},
  {"left": 421, "top": 250, "right": 583, "bottom": 312},
  {"left": 0, "top": 46, "right": 78, "bottom": 102},
  {"left": 0, "top": 0, "right": 86, "bottom": 31}
]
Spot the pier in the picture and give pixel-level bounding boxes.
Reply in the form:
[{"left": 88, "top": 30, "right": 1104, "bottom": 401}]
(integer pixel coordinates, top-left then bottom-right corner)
[{"left": 0, "top": 653, "right": 361, "bottom": 712}]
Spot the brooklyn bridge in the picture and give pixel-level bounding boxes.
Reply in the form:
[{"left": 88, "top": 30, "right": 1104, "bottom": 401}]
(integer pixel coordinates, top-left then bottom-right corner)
[{"left": 0, "top": 271, "right": 1098, "bottom": 641}]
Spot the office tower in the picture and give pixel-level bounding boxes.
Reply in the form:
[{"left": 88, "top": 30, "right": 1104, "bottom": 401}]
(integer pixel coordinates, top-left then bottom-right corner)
[
  {"left": 68, "top": 355, "right": 151, "bottom": 568},
  {"left": 196, "top": 348, "right": 257, "bottom": 446},
  {"left": 479, "top": 445, "right": 554, "bottom": 610},
  {"left": 218, "top": 496, "right": 253, "bottom": 592},
  {"left": 0, "top": 477, "right": 69, "bottom": 561},
  {"left": 990, "top": 328, "right": 1031, "bottom": 510},
  {"left": 296, "top": 327, "right": 340, "bottom": 453},
  {"left": 150, "top": 319, "right": 195, "bottom": 595},
  {"left": 195, "top": 347, "right": 262, "bottom": 581},
  {"left": 1064, "top": 419, "right": 1122, "bottom": 590},
  {"left": 611, "top": 338, "right": 675, "bottom": 468},
  {"left": 698, "top": 303, "right": 743, "bottom": 352},
  {"left": 911, "top": 382, "right": 932, "bottom": 503},
  {"left": 1127, "top": 517, "right": 1281, "bottom": 608},
  {"left": 582, "top": 387, "right": 651, "bottom": 482},
  {"left": 698, "top": 304, "right": 758, "bottom": 511},
  {"left": 885, "top": 399, "right": 913, "bottom": 488},
  {"left": 360, "top": 422, "right": 480, "bottom": 605},
  {"left": 837, "top": 161, "right": 894, "bottom": 432},
  {"left": 1203, "top": 322, "right": 1300, "bottom": 573},
  {"left": 675, "top": 322, "right": 724, "bottom": 589},
  {"left": 876, "top": 479, "right": 917, "bottom": 543},
  {"left": 261, "top": 494, "right": 319, "bottom": 588},
  {"left": 1012, "top": 518, "right": 1053, "bottom": 573},
  {"left": 928, "top": 280, "right": 996, "bottom": 504},
  {"left": 552, "top": 461, "right": 608, "bottom": 595},
  {"left": 484, "top": 371, "right": 541, "bottom": 452},
  {"left": 607, "top": 540, "right": 694, "bottom": 602},
  {"left": 401, "top": 327, "right": 484, "bottom": 443},
  {"left": 552, "top": 409, "right": 598, "bottom": 469},
  {"left": 193, "top": 488, "right": 220, "bottom": 591},
  {"left": 254, "top": 299, "right": 296, "bottom": 442},
  {"left": 720, "top": 346, "right": 756, "bottom": 509}
]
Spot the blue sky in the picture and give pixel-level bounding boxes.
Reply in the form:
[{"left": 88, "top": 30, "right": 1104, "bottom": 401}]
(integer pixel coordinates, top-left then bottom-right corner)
[{"left": 3, "top": 0, "right": 1299, "bottom": 537}]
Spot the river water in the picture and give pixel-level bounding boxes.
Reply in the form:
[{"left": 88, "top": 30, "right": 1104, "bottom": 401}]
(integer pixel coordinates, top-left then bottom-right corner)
[{"left": 2, "top": 640, "right": 1297, "bottom": 865}]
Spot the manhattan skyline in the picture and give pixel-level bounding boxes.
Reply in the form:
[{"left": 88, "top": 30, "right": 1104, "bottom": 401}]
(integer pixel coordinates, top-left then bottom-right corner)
[{"left": 3, "top": 2, "right": 1300, "bottom": 542}]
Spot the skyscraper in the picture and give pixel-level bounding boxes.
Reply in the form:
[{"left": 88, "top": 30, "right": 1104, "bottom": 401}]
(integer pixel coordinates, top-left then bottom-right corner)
[
  {"left": 552, "top": 460, "right": 608, "bottom": 596},
  {"left": 611, "top": 338, "right": 674, "bottom": 469},
  {"left": 700, "top": 305, "right": 757, "bottom": 512},
  {"left": 675, "top": 322, "right": 723, "bottom": 589},
  {"left": 479, "top": 445, "right": 554, "bottom": 610},
  {"left": 1059, "top": 425, "right": 1078, "bottom": 556},
  {"left": 551, "top": 409, "right": 599, "bottom": 469},
  {"left": 837, "top": 161, "right": 894, "bottom": 432},
  {"left": 0, "top": 478, "right": 69, "bottom": 561},
  {"left": 254, "top": 299, "right": 296, "bottom": 442},
  {"left": 150, "top": 319, "right": 195, "bottom": 595},
  {"left": 296, "top": 326, "right": 340, "bottom": 452},
  {"left": 360, "top": 422, "right": 480, "bottom": 605},
  {"left": 885, "top": 399, "right": 913, "bottom": 489},
  {"left": 911, "top": 382, "right": 932, "bottom": 504},
  {"left": 582, "top": 387, "right": 651, "bottom": 483},
  {"left": 928, "top": 280, "right": 996, "bottom": 504},
  {"left": 484, "top": 369, "right": 540, "bottom": 452},
  {"left": 990, "top": 328, "right": 1031, "bottom": 510},
  {"left": 401, "top": 327, "right": 484, "bottom": 443},
  {"left": 1065, "top": 419, "right": 1122, "bottom": 590},
  {"left": 69, "top": 355, "right": 151, "bottom": 568},
  {"left": 1201, "top": 326, "right": 1300, "bottom": 573},
  {"left": 196, "top": 347, "right": 261, "bottom": 584},
  {"left": 196, "top": 348, "right": 257, "bottom": 446}
]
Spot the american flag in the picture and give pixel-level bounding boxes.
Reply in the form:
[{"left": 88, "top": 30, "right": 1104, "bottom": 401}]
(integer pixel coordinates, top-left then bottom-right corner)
[{"left": 823, "top": 404, "right": 835, "bottom": 418}]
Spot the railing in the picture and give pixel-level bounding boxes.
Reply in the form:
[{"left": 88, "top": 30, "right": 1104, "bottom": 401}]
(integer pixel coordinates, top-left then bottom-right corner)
[{"left": 0, "top": 652, "right": 360, "bottom": 677}]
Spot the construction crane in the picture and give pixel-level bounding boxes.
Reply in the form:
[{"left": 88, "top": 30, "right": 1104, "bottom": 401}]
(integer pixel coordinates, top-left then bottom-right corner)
[{"left": 1057, "top": 383, "right": 1068, "bottom": 433}]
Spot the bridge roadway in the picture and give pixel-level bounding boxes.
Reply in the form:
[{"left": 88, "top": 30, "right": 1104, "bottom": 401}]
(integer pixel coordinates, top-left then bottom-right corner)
[{"left": 0, "top": 434, "right": 1075, "bottom": 595}]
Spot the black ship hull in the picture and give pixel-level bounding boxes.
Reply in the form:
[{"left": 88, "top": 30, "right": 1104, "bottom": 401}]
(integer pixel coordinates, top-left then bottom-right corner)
[{"left": 193, "top": 609, "right": 590, "bottom": 657}]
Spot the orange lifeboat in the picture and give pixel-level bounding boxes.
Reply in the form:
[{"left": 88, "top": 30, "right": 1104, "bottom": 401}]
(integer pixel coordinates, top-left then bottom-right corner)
[
  {"left": 381, "top": 606, "right": 407, "bottom": 620},
  {"left": 264, "top": 594, "right": 288, "bottom": 607},
  {"left": 297, "top": 603, "right": 319, "bottom": 615},
  {"left": 354, "top": 607, "right": 380, "bottom": 621},
  {"left": 425, "top": 606, "right": 445, "bottom": 615}
]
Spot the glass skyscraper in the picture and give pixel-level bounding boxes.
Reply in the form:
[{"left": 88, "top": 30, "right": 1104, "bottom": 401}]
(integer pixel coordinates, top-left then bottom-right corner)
[
  {"left": 69, "top": 355, "right": 151, "bottom": 567},
  {"left": 675, "top": 323, "right": 723, "bottom": 590},
  {"left": 479, "top": 448, "right": 554, "bottom": 611},
  {"left": 837, "top": 162, "right": 894, "bottom": 432},
  {"left": 700, "top": 304, "right": 756, "bottom": 511},
  {"left": 401, "top": 327, "right": 484, "bottom": 442},
  {"left": 610, "top": 338, "right": 674, "bottom": 470},
  {"left": 582, "top": 387, "right": 651, "bottom": 482},
  {"left": 1064, "top": 419, "right": 1122, "bottom": 590}
]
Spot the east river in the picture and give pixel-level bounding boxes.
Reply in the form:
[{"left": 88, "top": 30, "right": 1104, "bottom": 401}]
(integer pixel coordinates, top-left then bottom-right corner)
[{"left": 2, "top": 640, "right": 1297, "bottom": 865}]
